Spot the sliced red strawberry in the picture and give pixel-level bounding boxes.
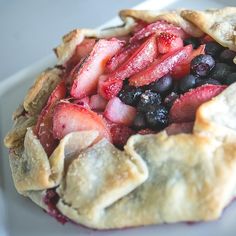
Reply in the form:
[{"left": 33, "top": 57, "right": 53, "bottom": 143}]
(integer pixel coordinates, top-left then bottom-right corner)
[
  {"left": 97, "top": 75, "right": 123, "bottom": 100},
  {"left": 75, "top": 38, "right": 97, "bottom": 59},
  {"left": 171, "top": 44, "right": 205, "bottom": 79},
  {"left": 64, "top": 39, "right": 96, "bottom": 75},
  {"left": 132, "top": 20, "right": 149, "bottom": 33},
  {"left": 129, "top": 45, "right": 193, "bottom": 87},
  {"left": 169, "top": 85, "right": 226, "bottom": 123},
  {"left": 130, "top": 20, "right": 189, "bottom": 43},
  {"left": 157, "top": 32, "right": 183, "bottom": 54},
  {"left": 107, "top": 35, "right": 158, "bottom": 81},
  {"left": 73, "top": 96, "right": 90, "bottom": 109},
  {"left": 90, "top": 94, "right": 108, "bottom": 111},
  {"left": 165, "top": 122, "right": 193, "bottom": 135},
  {"left": 171, "top": 63, "right": 190, "bottom": 80},
  {"left": 105, "top": 41, "right": 142, "bottom": 73},
  {"left": 53, "top": 102, "right": 111, "bottom": 141},
  {"left": 110, "top": 124, "right": 135, "bottom": 148},
  {"left": 70, "top": 38, "right": 124, "bottom": 99},
  {"left": 35, "top": 81, "right": 67, "bottom": 156},
  {"left": 104, "top": 97, "right": 137, "bottom": 126}
]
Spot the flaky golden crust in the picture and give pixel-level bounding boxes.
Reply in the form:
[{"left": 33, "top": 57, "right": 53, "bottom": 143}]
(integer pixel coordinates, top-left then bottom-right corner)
[
  {"left": 4, "top": 7, "right": 236, "bottom": 229},
  {"left": 23, "top": 68, "right": 62, "bottom": 115},
  {"left": 4, "top": 67, "right": 63, "bottom": 149},
  {"left": 181, "top": 7, "right": 236, "bottom": 50}
]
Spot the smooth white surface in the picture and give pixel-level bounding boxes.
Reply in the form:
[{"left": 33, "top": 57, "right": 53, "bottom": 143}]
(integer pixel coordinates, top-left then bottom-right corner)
[{"left": 1, "top": 0, "right": 236, "bottom": 235}]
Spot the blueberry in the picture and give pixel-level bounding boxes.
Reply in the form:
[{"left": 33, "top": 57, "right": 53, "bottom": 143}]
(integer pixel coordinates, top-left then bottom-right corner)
[
  {"left": 137, "top": 90, "right": 162, "bottom": 112},
  {"left": 148, "top": 75, "right": 173, "bottom": 95},
  {"left": 164, "top": 92, "right": 179, "bottom": 109},
  {"left": 209, "top": 63, "right": 233, "bottom": 83},
  {"left": 225, "top": 73, "right": 236, "bottom": 85},
  {"left": 179, "top": 74, "right": 197, "bottom": 93},
  {"left": 191, "top": 54, "right": 215, "bottom": 76},
  {"left": 118, "top": 85, "right": 143, "bottom": 106},
  {"left": 133, "top": 112, "right": 146, "bottom": 130},
  {"left": 219, "top": 49, "right": 236, "bottom": 64},
  {"left": 205, "top": 42, "right": 224, "bottom": 58},
  {"left": 145, "top": 105, "right": 168, "bottom": 130},
  {"left": 184, "top": 37, "right": 200, "bottom": 49},
  {"left": 195, "top": 78, "right": 221, "bottom": 86}
]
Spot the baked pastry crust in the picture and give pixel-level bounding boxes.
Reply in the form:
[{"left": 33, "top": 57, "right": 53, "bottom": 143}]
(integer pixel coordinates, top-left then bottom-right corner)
[
  {"left": 181, "top": 7, "right": 236, "bottom": 51},
  {"left": 4, "top": 7, "right": 236, "bottom": 229}
]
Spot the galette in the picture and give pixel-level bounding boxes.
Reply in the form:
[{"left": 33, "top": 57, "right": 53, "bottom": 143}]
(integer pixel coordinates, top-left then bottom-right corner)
[{"left": 4, "top": 7, "right": 236, "bottom": 229}]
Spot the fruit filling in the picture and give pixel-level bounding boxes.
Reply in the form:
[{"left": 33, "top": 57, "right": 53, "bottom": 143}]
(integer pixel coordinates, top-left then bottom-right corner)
[
  {"left": 43, "top": 189, "right": 68, "bottom": 224},
  {"left": 34, "top": 20, "right": 236, "bottom": 153}
]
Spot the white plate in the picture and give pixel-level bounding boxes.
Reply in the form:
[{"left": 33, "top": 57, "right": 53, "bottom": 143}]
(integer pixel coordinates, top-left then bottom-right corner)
[{"left": 1, "top": 0, "right": 236, "bottom": 235}]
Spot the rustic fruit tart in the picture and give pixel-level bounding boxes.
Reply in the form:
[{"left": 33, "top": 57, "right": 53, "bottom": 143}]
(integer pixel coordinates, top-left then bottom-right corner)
[{"left": 4, "top": 7, "right": 236, "bottom": 229}]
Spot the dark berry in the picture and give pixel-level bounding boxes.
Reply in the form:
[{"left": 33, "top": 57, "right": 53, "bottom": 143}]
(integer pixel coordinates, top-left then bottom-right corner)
[
  {"left": 209, "top": 63, "right": 233, "bottom": 82},
  {"left": 148, "top": 75, "right": 173, "bottom": 95},
  {"left": 145, "top": 105, "right": 168, "bottom": 130},
  {"left": 118, "top": 85, "right": 143, "bottom": 106},
  {"left": 225, "top": 73, "right": 236, "bottom": 85},
  {"left": 133, "top": 112, "right": 146, "bottom": 130},
  {"left": 195, "top": 78, "right": 221, "bottom": 87},
  {"left": 172, "top": 81, "right": 180, "bottom": 94},
  {"left": 184, "top": 37, "right": 200, "bottom": 49},
  {"left": 205, "top": 42, "right": 224, "bottom": 58},
  {"left": 137, "top": 90, "right": 162, "bottom": 112},
  {"left": 164, "top": 92, "right": 179, "bottom": 109},
  {"left": 191, "top": 54, "right": 215, "bottom": 76},
  {"left": 219, "top": 49, "right": 236, "bottom": 64},
  {"left": 179, "top": 74, "right": 196, "bottom": 93}
]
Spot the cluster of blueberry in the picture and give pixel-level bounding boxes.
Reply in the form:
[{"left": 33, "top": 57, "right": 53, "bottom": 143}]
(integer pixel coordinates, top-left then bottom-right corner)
[
  {"left": 182, "top": 39, "right": 236, "bottom": 92},
  {"left": 118, "top": 39, "right": 236, "bottom": 131},
  {"left": 119, "top": 76, "right": 174, "bottom": 130}
]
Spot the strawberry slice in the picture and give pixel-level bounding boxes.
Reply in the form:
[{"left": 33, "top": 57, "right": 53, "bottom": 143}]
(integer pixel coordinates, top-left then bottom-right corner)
[
  {"left": 130, "top": 20, "right": 189, "bottom": 43},
  {"left": 97, "top": 75, "right": 123, "bottom": 100},
  {"left": 171, "top": 63, "right": 190, "bottom": 80},
  {"left": 132, "top": 20, "right": 149, "bottom": 33},
  {"left": 35, "top": 81, "right": 67, "bottom": 156},
  {"left": 104, "top": 97, "right": 137, "bottom": 126},
  {"left": 107, "top": 35, "right": 158, "bottom": 81},
  {"left": 99, "top": 36, "right": 158, "bottom": 99},
  {"left": 70, "top": 38, "right": 124, "bottom": 99},
  {"left": 75, "top": 38, "right": 97, "bottom": 59},
  {"left": 165, "top": 122, "right": 193, "bottom": 135},
  {"left": 105, "top": 41, "right": 142, "bottom": 73},
  {"left": 157, "top": 32, "right": 183, "bottom": 54},
  {"left": 171, "top": 44, "right": 205, "bottom": 79},
  {"left": 73, "top": 96, "right": 90, "bottom": 109},
  {"left": 90, "top": 94, "right": 108, "bottom": 111},
  {"left": 110, "top": 124, "right": 135, "bottom": 148},
  {"left": 169, "top": 85, "right": 226, "bottom": 123},
  {"left": 64, "top": 39, "right": 96, "bottom": 76},
  {"left": 129, "top": 45, "right": 193, "bottom": 87},
  {"left": 53, "top": 102, "right": 111, "bottom": 141}
]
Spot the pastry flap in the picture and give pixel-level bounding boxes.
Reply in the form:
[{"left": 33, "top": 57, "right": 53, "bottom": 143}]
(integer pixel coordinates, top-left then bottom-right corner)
[
  {"left": 181, "top": 8, "right": 236, "bottom": 51},
  {"left": 9, "top": 128, "right": 99, "bottom": 193},
  {"left": 56, "top": 139, "right": 148, "bottom": 225}
]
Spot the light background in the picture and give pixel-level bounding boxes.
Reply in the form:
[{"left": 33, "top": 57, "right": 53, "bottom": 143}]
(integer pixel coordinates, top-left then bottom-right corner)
[{"left": 0, "top": 0, "right": 143, "bottom": 81}]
